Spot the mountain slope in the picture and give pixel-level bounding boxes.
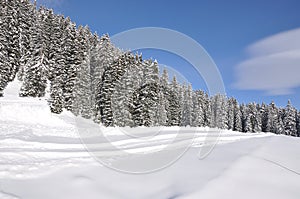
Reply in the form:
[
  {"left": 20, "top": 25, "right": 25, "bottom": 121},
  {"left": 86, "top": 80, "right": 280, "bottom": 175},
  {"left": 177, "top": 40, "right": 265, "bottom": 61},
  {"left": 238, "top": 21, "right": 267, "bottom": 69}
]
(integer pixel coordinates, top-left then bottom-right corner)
[{"left": 0, "top": 81, "right": 300, "bottom": 199}]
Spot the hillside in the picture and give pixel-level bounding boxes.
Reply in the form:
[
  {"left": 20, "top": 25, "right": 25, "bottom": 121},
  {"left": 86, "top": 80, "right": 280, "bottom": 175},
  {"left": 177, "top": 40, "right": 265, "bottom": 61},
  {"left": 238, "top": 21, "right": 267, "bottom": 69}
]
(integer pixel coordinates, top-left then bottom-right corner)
[{"left": 0, "top": 81, "right": 299, "bottom": 199}]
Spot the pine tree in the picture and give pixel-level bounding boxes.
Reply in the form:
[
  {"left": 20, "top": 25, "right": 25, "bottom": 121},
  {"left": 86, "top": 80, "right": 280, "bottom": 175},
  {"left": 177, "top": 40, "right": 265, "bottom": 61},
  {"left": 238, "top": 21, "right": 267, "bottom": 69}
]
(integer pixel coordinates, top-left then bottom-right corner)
[
  {"left": 191, "top": 90, "right": 204, "bottom": 127},
  {"left": 100, "top": 53, "right": 129, "bottom": 126},
  {"left": 160, "top": 69, "right": 169, "bottom": 90},
  {"left": 73, "top": 25, "right": 93, "bottom": 118},
  {"left": 233, "top": 99, "right": 242, "bottom": 132},
  {"left": 18, "top": 0, "right": 34, "bottom": 81},
  {"left": 157, "top": 69, "right": 181, "bottom": 126},
  {"left": 261, "top": 103, "right": 271, "bottom": 132},
  {"left": 181, "top": 84, "right": 193, "bottom": 126},
  {"left": 94, "top": 34, "right": 120, "bottom": 122},
  {"left": 211, "top": 94, "right": 227, "bottom": 129},
  {"left": 39, "top": 7, "right": 53, "bottom": 73},
  {"left": 132, "top": 59, "right": 159, "bottom": 126},
  {"left": 255, "top": 103, "right": 262, "bottom": 132},
  {"left": 125, "top": 53, "right": 143, "bottom": 126},
  {"left": 155, "top": 68, "right": 169, "bottom": 126},
  {"left": 48, "top": 15, "right": 67, "bottom": 114},
  {"left": 20, "top": 8, "right": 47, "bottom": 97},
  {"left": 277, "top": 108, "right": 285, "bottom": 135},
  {"left": 167, "top": 76, "right": 181, "bottom": 126},
  {"left": 62, "top": 18, "right": 80, "bottom": 111},
  {"left": 247, "top": 103, "right": 261, "bottom": 132},
  {"left": 6, "top": 0, "right": 21, "bottom": 82},
  {"left": 240, "top": 104, "right": 251, "bottom": 132},
  {"left": 99, "top": 60, "right": 116, "bottom": 126},
  {"left": 226, "top": 98, "right": 235, "bottom": 130},
  {"left": 155, "top": 89, "right": 168, "bottom": 126},
  {"left": 0, "top": 0, "right": 10, "bottom": 96},
  {"left": 49, "top": 79, "right": 63, "bottom": 113},
  {"left": 268, "top": 101, "right": 280, "bottom": 134},
  {"left": 203, "top": 93, "right": 212, "bottom": 127},
  {"left": 112, "top": 52, "right": 137, "bottom": 127},
  {"left": 283, "top": 100, "right": 297, "bottom": 136},
  {"left": 89, "top": 33, "right": 103, "bottom": 121}
]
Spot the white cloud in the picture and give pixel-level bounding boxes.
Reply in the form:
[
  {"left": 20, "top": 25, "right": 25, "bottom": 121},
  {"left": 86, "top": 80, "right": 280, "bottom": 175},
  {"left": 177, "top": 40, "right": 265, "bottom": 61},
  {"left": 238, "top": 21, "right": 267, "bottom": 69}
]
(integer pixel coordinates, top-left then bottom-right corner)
[
  {"left": 234, "top": 28, "right": 300, "bottom": 95},
  {"left": 247, "top": 28, "right": 300, "bottom": 57}
]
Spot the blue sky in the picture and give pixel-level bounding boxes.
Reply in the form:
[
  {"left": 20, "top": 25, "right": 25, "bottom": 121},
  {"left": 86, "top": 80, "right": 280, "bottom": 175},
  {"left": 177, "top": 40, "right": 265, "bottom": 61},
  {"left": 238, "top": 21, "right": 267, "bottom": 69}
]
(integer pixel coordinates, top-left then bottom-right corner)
[{"left": 37, "top": 0, "right": 300, "bottom": 109}]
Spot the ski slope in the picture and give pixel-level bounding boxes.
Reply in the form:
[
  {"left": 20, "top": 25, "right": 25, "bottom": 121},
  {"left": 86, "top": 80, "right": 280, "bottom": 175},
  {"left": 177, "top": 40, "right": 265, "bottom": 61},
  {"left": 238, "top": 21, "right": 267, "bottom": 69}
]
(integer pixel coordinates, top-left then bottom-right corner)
[{"left": 0, "top": 81, "right": 299, "bottom": 199}]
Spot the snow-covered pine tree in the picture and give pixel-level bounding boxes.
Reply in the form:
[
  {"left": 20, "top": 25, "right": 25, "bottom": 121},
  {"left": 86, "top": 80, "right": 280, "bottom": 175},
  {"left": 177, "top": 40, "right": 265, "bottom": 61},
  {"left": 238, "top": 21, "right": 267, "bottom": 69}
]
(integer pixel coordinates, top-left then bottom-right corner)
[
  {"left": 220, "top": 95, "right": 228, "bottom": 130},
  {"left": 0, "top": 0, "right": 10, "bottom": 96},
  {"left": 49, "top": 15, "right": 67, "bottom": 114},
  {"left": 255, "top": 103, "right": 263, "bottom": 132},
  {"left": 210, "top": 95, "right": 217, "bottom": 128},
  {"left": 100, "top": 52, "right": 129, "bottom": 126},
  {"left": 203, "top": 93, "right": 212, "bottom": 127},
  {"left": 277, "top": 108, "right": 285, "bottom": 135},
  {"left": 18, "top": 0, "right": 34, "bottom": 81},
  {"left": 254, "top": 103, "right": 260, "bottom": 132},
  {"left": 73, "top": 25, "right": 93, "bottom": 118},
  {"left": 49, "top": 79, "right": 63, "bottom": 113},
  {"left": 6, "top": 0, "right": 21, "bottom": 82},
  {"left": 191, "top": 90, "right": 205, "bottom": 127},
  {"left": 89, "top": 33, "right": 103, "bottom": 121},
  {"left": 174, "top": 83, "right": 183, "bottom": 123},
  {"left": 61, "top": 18, "right": 81, "bottom": 111},
  {"left": 40, "top": 7, "right": 53, "bottom": 73},
  {"left": 157, "top": 69, "right": 181, "bottom": 126},
  {"left": 240, "top": 103, "right": 251, "bottom": 132},
  {"left": 160, "top": 68, "right": 169, "bottom": 90},
  {"left": 145, "top": 59, "right": 160, "bottom": 126},
  {"left": 155, "top": 68, "right": 169, "bottom": 126},
  {"left": 99, "top": 60, "right": 116, "bottom": 126},
  {"left": 181, "top": 84, "right": 193, "bottom": 126},
  {"left": 20, "top": 7, "right": 47, "bottom": 97},
  {"left": 267, "top": 101, "right": 280, "bottom": 134},
  {"left": 112, "top": 52, "right": 137, "bottom": 127},
  {"left": 226, "top": 97, "right": 235, "bottom": 130},
  {"left": 211, "top": 94, "right": 227, "bottom": 129},
  {"left": 155, "top": 88, "right": 168, "bottom": 126},
  {"left": 99, "top": 34, "right": 120, "bottom": 71},
  {"left": 167, "top": 76, "right": 181, "bottom": 126},
  {"left": 199, "top": 91, "right": 206, "bottom": 127},
  {"left": 261, "top": 103, "right": 271, "bottom": 132},
  {"left": 233, "top": 98, "right": 242, "bottom": 132},
  {"left": 191, "top": 91, "right": 199, "bottom": 127},
  {"left": 283, "top": 100, "right": 297, "bottom": 136},
  {"left": 247, "top": 103, "right": 261, "bottom": 133},
  {"left": 132, "top": 59, "right": 159, "bottom": 126},
  {"left": 124, "top": 53, "right": 143, "bottom": 126},
  {"left": 210, "top": 94, "right": 218, "bottom": 128},
  {"left": 94, "top": 34, "right": 120, "bottom": 123}
]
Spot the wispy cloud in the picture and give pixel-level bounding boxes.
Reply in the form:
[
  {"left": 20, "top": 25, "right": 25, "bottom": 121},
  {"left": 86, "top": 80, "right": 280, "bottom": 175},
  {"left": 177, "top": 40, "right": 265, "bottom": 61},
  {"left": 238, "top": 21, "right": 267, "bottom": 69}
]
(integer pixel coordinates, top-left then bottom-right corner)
[{"left": 233, "top": 28, "right": 300, "bottom": 95}]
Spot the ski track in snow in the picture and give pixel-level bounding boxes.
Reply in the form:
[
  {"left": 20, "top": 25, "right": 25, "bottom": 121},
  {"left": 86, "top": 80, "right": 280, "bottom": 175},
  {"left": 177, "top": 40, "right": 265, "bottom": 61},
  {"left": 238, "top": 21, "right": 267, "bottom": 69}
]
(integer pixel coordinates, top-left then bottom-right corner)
[{"left": 0, "top": 191, "right": 20, "bottom": 199}]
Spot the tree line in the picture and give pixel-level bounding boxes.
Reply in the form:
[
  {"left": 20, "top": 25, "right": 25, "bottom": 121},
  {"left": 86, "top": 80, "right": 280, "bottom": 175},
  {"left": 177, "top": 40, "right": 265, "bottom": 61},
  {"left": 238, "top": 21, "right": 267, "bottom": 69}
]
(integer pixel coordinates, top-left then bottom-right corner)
[{"left": 0, "top": 0, "right": 299, "bottom": 137}]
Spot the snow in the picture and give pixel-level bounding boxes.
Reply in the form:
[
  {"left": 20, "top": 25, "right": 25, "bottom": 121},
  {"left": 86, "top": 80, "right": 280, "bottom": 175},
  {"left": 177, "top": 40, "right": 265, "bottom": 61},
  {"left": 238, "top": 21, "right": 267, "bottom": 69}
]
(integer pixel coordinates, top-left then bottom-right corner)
[
  {"left": 0, "top": 82, "right": 300, "bottom": 199},
  {"left": 180, "top": 136, "right": 300, "bottom": 199}
]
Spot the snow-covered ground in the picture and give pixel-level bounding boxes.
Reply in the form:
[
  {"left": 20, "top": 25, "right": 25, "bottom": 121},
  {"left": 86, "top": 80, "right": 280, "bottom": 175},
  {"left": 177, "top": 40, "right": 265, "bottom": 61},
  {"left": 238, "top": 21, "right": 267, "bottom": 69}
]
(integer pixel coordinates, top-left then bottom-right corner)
[{"left": 0, "top": 81, "right": 299, "bottom": 199}]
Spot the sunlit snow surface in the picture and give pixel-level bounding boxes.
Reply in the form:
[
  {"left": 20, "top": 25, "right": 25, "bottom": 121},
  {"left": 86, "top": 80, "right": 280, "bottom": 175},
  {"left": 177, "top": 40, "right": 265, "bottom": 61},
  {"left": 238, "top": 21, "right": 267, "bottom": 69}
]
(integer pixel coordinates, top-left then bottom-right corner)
[{"left": 0, "top": 81, "right": 299, "bottom": 199}]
